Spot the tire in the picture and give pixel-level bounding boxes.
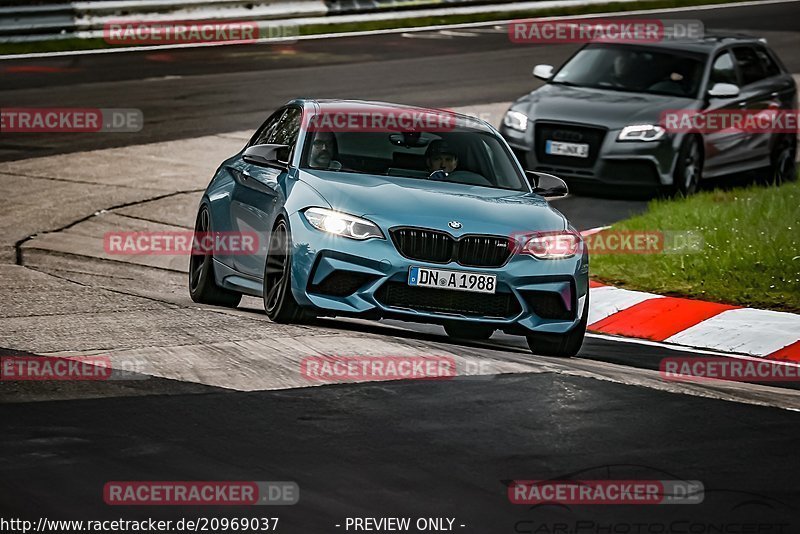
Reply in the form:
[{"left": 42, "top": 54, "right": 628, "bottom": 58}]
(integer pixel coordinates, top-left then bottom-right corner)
[
  {"left": 526, "top": 291, "right": 588, "bottom": 358},
  {"left": 671, "top": 136, "right": 702, "bottom": 197},
  {"left": 188, "top": 206, "right": 242, "bottom": 307},
  {"left": 263, "top": 219, "right": 311, "bottom": 323},
  {"left": 768, "top": 134, "right": 797, "bottom": 185},
  {"left": 443, "top": 322, "right": 495, "bottom": 340}
]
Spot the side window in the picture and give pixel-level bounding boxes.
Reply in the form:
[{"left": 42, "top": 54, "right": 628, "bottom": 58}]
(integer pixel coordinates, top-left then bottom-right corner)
[
  {"left": 732, "top": 47, "right": 767, "bottom": 86},
  {"left": 251, "top": 109, "right": 286, "bottom": 146},
  {"left": 710, "top": 51, "right": 737, "bottom": 86},
  {"left": 754, "top": 47, "right": 781, "bottom": 78},
  {"left": 270, "top": 107, "right": 302, "bottom": 150}
]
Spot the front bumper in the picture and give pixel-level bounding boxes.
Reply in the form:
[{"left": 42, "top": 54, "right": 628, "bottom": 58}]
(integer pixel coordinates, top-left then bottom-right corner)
[
  {"left": 501, "top": 121, "right": 683, "bottom": 188},
  {"left": 287, "top": 212, "right": 589, "bottom": 335}
]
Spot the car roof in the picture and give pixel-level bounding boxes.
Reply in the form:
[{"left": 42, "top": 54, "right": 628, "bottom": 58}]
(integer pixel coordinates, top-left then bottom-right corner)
[
  {"left": 587, "top": 34, "right": 768, "bottom": 54},
  {"left": 290, "top": 99, "right": 496, "bottom": 133}
]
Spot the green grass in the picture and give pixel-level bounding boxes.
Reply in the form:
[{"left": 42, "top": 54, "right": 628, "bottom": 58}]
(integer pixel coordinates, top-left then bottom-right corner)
[
  {"left": 590, "top": 180, "right": 800, "bottom": 312},
  {"left": 0, "top": 0, "right": 752, "bottom": 56}
]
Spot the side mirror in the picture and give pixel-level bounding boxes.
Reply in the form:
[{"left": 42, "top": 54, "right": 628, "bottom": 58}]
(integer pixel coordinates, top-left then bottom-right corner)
[
  {"left": 242, "top": 143, "right": 290, "bottom": 168},
  {"left": 707, "top": 82, "right": 740, "bottom": 98},
  {"left": 527, "top": 171, "right": 569, "bottom": 198},
  {"left": 533, "top": 64, "right": 554, "bottom": 81}
]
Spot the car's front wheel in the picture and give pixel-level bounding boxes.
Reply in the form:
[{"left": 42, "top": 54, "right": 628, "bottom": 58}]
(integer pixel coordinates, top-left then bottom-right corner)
[
  {"left": 671, "top": 136, "right": 702, "bottom": 197},
  {"left": 188, "top": 206, "right": 242, "bottom": 307},
  {"left": 443, "top": 322, "right": 495, "bottom": 340},
  {"left": 263, "top": 219, "right": 312, "bottom": 323},
  {"left": 526, "top": 292, "right": 588, "bottom": 358}
]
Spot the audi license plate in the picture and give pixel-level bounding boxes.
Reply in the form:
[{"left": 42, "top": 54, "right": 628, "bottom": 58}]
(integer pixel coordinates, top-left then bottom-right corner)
[
  {"left": 545, "top": 140, "right": 589, "bottom": 158},
  {"left": 408, "top": 266, "right": 496, "bottom": 294}
]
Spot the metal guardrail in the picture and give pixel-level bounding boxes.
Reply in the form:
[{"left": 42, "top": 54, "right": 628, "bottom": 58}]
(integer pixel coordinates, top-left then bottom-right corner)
[
  {"left": 0, "top": 0, "right": 516, "bottom": 42},
  {"left": 1, "top": 1, "right": 327, "bottom": 41}
]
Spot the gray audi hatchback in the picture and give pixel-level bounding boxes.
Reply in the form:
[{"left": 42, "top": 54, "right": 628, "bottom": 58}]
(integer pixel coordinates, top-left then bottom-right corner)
[{"left": 500, "top": 35, "right": 797, "bottom": 195}]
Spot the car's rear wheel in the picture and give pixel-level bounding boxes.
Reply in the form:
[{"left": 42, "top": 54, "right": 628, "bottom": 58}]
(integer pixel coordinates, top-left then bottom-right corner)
[
  {"left": 263, "top": 219, "right": 312, "bottom": 323},
  {"left": 189, "top": 207, "right": 242, "bottom": 307},
  {"left": 526, "top": 292, "right": 588, "bottom": 358},
  {"left": 769, "top": 134, "right": 797, "bottom": 185},
  {"left": 672, "top": 136, "right": 702, "bottom": 197},
  {"left": 443, "top": 322, "right": 495, "bottom": 340}
]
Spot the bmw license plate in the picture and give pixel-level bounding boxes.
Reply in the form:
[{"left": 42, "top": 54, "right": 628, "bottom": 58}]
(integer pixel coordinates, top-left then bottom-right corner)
[
  {"left": 408, "top": 266, "right": 496, "bottom": 294},
  {"left": 545, "top": 140, "right": 589, "bottom": 158}
]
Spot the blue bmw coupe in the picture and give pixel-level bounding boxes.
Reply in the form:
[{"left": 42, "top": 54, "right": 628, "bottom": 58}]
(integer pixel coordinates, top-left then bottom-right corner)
[{"left": 190, "top": 100, "right": 589, "bottom": 357}]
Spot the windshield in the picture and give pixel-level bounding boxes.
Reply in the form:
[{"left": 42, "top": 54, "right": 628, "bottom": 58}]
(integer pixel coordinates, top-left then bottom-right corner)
[
  {"left": 552, "top": 44, "right": 706, "bottom": 97},
  {"left": 299, "top": 127, "right": 528, "bottom": 192}
]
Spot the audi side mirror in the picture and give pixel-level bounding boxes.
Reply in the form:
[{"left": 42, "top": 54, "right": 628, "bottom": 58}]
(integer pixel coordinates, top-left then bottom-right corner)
[
  {"left": 707, "top": 82, "right": 740, "bottom": 98},
  {"left": 533, "top": 64, "right": 554, "bottom": 81}
]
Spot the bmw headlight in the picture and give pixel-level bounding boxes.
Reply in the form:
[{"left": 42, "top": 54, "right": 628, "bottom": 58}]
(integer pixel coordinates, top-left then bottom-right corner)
[
  {"left": 503, "top": 110, "right": 529, "bottom": 132},
  {"left": 618, "top": 124, "right": 666, "bottom": 142},
  {"left": 303, "top": 208, "right": 384, "bottom": 240},
  {"left": 517, "top": 231, "right": 581, "bottom": 259}
]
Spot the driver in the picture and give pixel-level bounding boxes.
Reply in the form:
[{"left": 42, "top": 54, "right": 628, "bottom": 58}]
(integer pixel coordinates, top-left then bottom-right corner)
[
  {"left": 308, "top": 131, "right": 341, "bottom": 170},
  {"left": 610, "top": 51, "right": 637, "bottom": 85},
  {"left": 426, "top": 140, "right": 459, "bottom": 174}
]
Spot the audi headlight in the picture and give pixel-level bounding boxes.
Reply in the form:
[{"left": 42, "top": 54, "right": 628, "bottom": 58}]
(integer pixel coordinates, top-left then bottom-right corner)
[
  {"left": 518, "top": 231, "right": 581, "bottom": 259},
  {"left": 503, "top": 110, "right": 529, "bottom": 132},
  {"left": 618, "top": 124, "right": 666, "bottom": 142},
  {"left": 303, "top": 208, "right": 384, "bottom": 240}
]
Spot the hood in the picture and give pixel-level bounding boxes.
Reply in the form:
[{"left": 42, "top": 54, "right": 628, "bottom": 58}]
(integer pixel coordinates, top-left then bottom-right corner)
[
  {"left": 298, "top": 170, "right": 567, "bottom": 236},
  {"left": 513, "top": 83, "right": 700, "bottom": 129}
]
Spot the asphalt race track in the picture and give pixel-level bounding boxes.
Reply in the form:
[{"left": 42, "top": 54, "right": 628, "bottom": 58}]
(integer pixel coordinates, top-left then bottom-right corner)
[{"left": 2, "top": 1, "right": 800, "bottom": 531}]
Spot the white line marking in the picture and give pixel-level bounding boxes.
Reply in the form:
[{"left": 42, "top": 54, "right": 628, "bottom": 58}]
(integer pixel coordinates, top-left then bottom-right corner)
[
  {"left": 665, "top": 308, "right": 800, "bottom": 356},
  {"left": 3, "top": 0, "right": 799, "bottom": 60},
  {"left": 141, "top": 75, "right": 183, "bottom": 82},
  {"left": 588, "top": 285, "right": 662, "bottom": 324},
  {"left": 439, "top": 30, "right": 481, "bottom": 37},
  {"left": 467, "top": 27, "right": 508, "bottom": 33},
  {"left": 401, "top": 32, "right": 452, "bottom": 39}
]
